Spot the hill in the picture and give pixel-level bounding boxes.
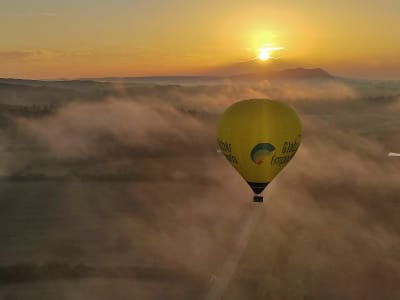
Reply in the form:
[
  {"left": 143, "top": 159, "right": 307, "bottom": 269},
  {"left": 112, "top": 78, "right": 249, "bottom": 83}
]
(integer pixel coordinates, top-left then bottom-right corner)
[{"left": 230, "top": 67, "right": 334, "bottom": 81}]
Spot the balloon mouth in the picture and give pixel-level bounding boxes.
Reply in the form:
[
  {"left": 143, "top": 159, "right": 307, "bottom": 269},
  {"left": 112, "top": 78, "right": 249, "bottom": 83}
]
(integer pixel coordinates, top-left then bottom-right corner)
[{"left": 247, "top": 181, "right": 269, "bottom": 194}]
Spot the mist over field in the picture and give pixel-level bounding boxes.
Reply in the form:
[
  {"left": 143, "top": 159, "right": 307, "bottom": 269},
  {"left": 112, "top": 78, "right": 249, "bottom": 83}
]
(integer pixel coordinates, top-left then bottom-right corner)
[{"left": 0, "top": 77, "right": 399, "bottom": 299}]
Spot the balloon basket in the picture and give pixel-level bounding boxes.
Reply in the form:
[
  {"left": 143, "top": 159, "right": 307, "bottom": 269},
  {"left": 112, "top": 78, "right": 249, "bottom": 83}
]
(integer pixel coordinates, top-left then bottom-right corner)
[{"left": 253, "top": 195, "right": 264, "bottom": 203}]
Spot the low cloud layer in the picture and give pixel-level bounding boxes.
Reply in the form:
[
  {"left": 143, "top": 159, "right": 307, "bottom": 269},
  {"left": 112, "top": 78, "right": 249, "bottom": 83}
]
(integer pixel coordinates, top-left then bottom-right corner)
[
  {"left": 17, "top": 99, "right": 212, "bottom": 160},
  {"left": 0, "top": 79, "right": 399, "bottom": 300}
]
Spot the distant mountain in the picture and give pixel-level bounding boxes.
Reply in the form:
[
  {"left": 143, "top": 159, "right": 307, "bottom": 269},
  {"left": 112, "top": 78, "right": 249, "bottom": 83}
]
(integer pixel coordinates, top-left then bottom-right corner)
[
  {"left": 83, "top": 67, "right": 335, "bottom": 85},
  {"left": 0, "top": 78, "right": 105, "bottom": 87},
  {"left": 87, "top": 75, "right": 224, "bottom": 85},
  {"left": 205, "top": 58, "right": 297, "bottom": 76},
  {"left": 0, "top": 78, "right": 115, "bottom": 106},
  {"left": 230, "top": 68, "right": 335, "bottom": 81},
  {"left": 0, "top": 78, "right": 46, "bottom": 87},
  {"left": 0, "top": 67, "right": 335, "bottom": 93}
]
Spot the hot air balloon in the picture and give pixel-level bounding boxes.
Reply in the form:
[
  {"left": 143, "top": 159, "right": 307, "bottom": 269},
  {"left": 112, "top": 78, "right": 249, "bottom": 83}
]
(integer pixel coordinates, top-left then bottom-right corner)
[{"left": 217, "top": 99, "right": 301, "bottom": 202}]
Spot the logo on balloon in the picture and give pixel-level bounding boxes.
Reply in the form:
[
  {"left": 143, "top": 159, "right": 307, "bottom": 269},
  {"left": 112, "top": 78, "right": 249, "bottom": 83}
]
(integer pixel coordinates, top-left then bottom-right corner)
[{"left": 251, "top": 143, "right": 276, "bottom": 165}]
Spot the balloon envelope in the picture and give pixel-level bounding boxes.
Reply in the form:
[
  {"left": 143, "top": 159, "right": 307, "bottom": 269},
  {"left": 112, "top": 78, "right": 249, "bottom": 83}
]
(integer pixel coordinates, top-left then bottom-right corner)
[{"left": 217, "top": 99, "right": 301, "bottom": 195}]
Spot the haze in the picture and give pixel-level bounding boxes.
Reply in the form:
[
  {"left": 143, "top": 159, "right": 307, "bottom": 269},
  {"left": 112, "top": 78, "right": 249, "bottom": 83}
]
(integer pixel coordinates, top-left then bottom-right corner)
[
  {"left": 0, "top": 76, "right": 399, "bottom": 299},
  {"left": 0, "top": 1, "right": 400, "bottom": 299}
]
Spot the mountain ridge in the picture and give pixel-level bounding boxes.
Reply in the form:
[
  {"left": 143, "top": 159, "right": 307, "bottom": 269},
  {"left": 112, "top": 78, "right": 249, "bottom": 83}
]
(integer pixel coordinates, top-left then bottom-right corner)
[{"left": 0, "top": 67, "right": 337, "bottom": 85}]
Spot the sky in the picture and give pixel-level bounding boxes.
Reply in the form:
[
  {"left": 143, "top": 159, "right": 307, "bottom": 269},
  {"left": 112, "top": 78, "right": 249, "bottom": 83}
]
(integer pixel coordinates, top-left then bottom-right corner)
[{"left": 1, "top": 0, "right": 400, "bottom": 79}]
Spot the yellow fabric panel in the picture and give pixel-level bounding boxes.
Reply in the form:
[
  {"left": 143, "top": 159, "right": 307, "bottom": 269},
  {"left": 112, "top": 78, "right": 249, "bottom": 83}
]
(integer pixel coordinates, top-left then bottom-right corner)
[{"left": 217, "top": 99, "right": 301, "bottom": 183}]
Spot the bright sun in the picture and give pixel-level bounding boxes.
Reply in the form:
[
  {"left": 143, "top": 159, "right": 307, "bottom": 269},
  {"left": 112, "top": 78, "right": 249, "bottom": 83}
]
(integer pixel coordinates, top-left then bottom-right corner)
[
  {"left": 258, "top": 48, "right": 272, "bottom": 61},
  {"left": 257, "top": 46, "right": 284, "bottom": 61}
]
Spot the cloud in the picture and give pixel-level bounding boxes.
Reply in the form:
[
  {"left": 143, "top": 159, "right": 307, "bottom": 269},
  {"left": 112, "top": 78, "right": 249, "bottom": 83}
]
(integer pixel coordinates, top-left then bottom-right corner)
[
  {"left": 1, "top": 79, "right": 399, "bottom": 299},
  {"left": 12, "top": 79, "right": 358, "bottom": 163},
  {"left": 0, "top": 51, "right": 33, "bottom": 62},
  {"left": 16, "top": 98, "right": 213, "bottom": 160},
  {"left": 0, "top": 49, "right": 93, "bottom": 63}
]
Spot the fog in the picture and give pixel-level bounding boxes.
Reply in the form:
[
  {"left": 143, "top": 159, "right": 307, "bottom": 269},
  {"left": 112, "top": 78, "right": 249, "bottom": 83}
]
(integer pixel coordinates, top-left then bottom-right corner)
[{"left": 0, "top": 78, "right": 399, "bottom": 299}]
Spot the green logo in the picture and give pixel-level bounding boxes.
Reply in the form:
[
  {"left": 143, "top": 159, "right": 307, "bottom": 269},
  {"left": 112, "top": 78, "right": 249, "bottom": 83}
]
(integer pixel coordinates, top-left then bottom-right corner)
[{"left": 251, "top": 143, "right": 275, "bottom": 165}]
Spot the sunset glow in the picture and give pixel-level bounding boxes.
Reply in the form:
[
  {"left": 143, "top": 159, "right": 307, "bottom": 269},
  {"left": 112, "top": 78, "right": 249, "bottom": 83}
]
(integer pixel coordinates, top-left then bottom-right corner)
[
  {"left": 257, "top": 46, "right": 284, "bottom": 61},
  {"left": 0, "top": 1, "right": 400, "bottom": 79},
  {"left": 258, "top": 49, "right": 271, "bottom": 61}
]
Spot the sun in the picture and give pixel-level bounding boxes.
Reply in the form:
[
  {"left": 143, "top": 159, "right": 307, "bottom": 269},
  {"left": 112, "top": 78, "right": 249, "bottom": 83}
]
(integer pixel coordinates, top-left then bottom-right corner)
[
  {"left": 258, "top": 48, "right": 272, "bottom": 61},
  {"left": 257, "top": 45, "right": 284, "bottom": 61}
]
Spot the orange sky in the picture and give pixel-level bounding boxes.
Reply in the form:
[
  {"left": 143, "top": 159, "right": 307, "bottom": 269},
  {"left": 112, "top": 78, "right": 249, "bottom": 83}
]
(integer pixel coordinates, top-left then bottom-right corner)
[{"left": 1, "top": 0, "right": 400, "bottom": 79}]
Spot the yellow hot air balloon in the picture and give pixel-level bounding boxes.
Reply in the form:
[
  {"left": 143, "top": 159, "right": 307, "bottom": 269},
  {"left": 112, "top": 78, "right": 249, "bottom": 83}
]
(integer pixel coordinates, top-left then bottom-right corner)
[{"left": 217, "top": 99, "right": 301, "bottom": 202}]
